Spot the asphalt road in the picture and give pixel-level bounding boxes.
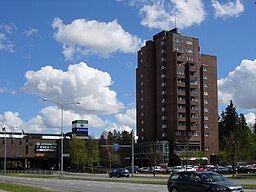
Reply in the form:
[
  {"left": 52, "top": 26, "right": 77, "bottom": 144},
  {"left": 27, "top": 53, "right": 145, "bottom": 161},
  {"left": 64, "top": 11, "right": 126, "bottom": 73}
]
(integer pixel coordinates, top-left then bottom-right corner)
[
  {"left": 0, "top": 173, "right": 256, "bottom": 192},
  {"left": 0, "top": 175, "right": 166, "bottom": 192}
]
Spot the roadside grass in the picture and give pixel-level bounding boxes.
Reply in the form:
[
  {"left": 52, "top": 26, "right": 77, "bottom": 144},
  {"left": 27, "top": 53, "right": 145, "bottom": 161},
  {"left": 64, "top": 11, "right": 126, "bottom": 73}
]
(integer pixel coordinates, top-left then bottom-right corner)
[
  {"left": 0, "top": 173, "right": 59, "bottom": 179},
  {"left": 0, "top": 182, "right": 58, "bottom": 192}
]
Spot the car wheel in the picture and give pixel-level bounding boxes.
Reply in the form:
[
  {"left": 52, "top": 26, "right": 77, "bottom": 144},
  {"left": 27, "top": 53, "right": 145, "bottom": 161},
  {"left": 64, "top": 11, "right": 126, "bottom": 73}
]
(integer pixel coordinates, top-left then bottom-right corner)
[
  {"left": 127, "top": 175, "right": 129, "bottom": 178},
  {"left": 170, "top": 187, "right": 179, "bottom": 192},
  {"left": 118, "top": 174, "right": 120, "bottom": 178},
  {"left": 109, "top": 175, "right": 112, "bottom": 178}
]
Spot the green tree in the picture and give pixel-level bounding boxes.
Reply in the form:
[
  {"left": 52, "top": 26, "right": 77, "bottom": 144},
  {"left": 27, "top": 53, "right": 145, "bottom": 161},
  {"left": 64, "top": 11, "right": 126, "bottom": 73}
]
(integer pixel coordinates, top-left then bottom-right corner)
[
  {"left": 68, "top": 136, "right": 87, "bottom": 171},
  {"left": 253, "top": 118, "right": 256, "bottom": 136},
  {"left": 219, "top": 101, "right": 255, "bottom": 177},
  {"left": 121, "top": 130, "right": 131, "bottom": 141},
  {"left": 85, "top": 139, "right": 100, "bottom": 171}
]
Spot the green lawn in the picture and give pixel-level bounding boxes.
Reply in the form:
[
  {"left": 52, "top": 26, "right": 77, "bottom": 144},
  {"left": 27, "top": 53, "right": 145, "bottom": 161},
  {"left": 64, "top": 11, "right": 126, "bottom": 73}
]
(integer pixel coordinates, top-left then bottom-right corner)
[{"left": 0, "top": 182, "right": 59, "bottom": 192}]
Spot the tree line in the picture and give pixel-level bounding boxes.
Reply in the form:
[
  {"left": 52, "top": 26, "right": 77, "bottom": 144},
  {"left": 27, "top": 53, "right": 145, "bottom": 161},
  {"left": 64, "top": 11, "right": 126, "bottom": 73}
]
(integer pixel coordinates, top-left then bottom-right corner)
[
  {"left": 68, "top": 130, "right": 132, "bottom": 172},
  {"left": 219, "top": 100, "right": 256, "bottom": 176}
]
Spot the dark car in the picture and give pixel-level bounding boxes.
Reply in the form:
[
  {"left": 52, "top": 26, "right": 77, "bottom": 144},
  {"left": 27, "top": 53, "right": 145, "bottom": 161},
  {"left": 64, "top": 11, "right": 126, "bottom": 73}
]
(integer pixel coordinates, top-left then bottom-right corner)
[
  {"left": 125, "top": 166, "right": 139, "bottom": 173},
  {"left": 109, "top": 168, "right": 129, "bottom": 178},
  {"left": 212, "top": 166, "right": 230, "bottom": 174},
  {"left": 167, "top": 171, "right": 244, "bottom": 192}
]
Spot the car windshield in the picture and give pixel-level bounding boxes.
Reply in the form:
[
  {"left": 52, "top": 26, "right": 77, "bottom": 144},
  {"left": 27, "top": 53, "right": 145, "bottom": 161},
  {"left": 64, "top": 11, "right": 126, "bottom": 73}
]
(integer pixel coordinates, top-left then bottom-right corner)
[{"left": 200, "top": 172, "right": 227, "bottom": 182}]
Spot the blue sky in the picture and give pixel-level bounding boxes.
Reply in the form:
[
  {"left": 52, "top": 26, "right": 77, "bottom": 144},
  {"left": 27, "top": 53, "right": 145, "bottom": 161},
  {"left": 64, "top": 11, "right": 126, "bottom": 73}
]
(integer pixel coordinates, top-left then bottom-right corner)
[{"left": 0, "top": 0, "right": 255, "bottom": 137}]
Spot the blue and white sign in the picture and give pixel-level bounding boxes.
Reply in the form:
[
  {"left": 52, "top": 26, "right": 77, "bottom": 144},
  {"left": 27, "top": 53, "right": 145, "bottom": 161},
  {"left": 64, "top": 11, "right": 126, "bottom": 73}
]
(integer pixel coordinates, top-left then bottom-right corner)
[{"left": 113, "top": 143, "right": 119, "bottom": 152}]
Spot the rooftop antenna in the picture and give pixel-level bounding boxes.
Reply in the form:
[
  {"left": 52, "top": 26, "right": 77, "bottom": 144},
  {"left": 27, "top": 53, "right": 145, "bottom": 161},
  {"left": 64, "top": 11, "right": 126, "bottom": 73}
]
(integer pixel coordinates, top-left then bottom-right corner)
[{"left": 175, "top": 15, "right": 177, "bottom": 28}]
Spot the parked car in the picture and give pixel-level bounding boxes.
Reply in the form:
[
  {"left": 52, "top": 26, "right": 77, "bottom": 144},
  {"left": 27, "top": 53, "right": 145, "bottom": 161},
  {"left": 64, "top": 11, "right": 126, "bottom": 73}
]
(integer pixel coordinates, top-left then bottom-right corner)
[
  {"left": 197, "top": 165, "right": 215, "bottom": 172},
  {"left": 236, "top": 165, "right": 253, "bottom": 173},
  {"left": 212, "top": 166, "right": 230, "bottom": 174},
  {"left": 153, "top": 166, "right": 166, "bottom": 173},
  {"left": 125, "top": 166, "right": 139, "bottom": 173},
  {"left": 166, "top": 166, "right": 185, "bottom": 174},
  {"left": 109, "top": 168, "right": 129, "bottom": 178},
  {"left": 167, "top": 171, "right": 244, "bottom": 192},
  {"left": 139, "top": 167, "right": 153, "bottom": 174}
]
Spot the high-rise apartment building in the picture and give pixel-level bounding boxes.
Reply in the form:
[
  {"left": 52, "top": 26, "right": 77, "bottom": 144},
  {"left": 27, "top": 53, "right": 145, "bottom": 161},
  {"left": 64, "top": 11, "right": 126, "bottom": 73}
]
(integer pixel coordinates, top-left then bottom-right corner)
[{"left": 136, "top": 29, "right": 218, "bottom": 166}]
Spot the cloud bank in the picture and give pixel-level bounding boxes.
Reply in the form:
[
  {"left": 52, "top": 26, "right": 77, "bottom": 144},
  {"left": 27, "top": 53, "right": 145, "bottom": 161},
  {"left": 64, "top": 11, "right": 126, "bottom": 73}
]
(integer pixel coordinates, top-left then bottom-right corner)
[
  {"left": 52, "top": 18, "right": 143, "bottom": 59},
  {"left": 218, "top": 59, "right": 256, "bottom": 109},
  {"left": 140, "top": 0, "right": 206, "bottom": 30},
  {"left": 212, "top": 0, "right": 244, "bottom": 18}
]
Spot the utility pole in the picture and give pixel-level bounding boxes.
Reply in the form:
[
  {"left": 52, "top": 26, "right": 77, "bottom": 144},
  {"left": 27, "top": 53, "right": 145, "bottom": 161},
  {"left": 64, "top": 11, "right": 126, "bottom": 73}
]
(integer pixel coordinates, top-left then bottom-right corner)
[{"left": 131, "top": 129, "right": 134, "bottom": 176}]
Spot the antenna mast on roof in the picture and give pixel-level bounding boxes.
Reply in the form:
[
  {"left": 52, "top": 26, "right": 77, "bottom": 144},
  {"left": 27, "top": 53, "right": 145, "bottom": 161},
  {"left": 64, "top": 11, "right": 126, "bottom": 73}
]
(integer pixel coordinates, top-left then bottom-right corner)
[{"left": 175, "top": 16, "right": 177, "bottom": 28}]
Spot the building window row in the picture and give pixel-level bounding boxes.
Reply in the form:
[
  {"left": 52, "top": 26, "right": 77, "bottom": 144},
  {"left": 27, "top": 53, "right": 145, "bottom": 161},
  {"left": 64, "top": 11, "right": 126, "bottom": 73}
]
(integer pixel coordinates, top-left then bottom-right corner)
[
  {"left": 186, "top": 48, "right": 193, "bottom": 53},
  {"left": 173, "top": 38, "right": 193, "bottom": 46},
  {"left": 178, "top": 122, "right": 186, "bottom": 126},
  {"left": 178, "top": 113, "right": 185, "bottom": 118},
  {"left": 191, "top": 88, "right": 198, "bottom": 93},
  {"left": 178, "top": 79, "right": 185, "bottom": 83},
  {"left": 161, "top": 57, "right": 166, "bottom": 62},
  {"left": 177, "top": 63, "right": 185, "bottom": 67},
  {"left": 191, "top": 123, "right": 199, "bottom": 127},
  {"left": 175, "top": 131, "right": 199, "bottom": 137},
  {"left": 191, "top": 106, "right": 199, "bottom": 110},
  {"left": 174, "top": 46, "right": 184, "bottom": 52},
  {"left": 162, "top": 107, "right": 167, "bottom": 112},
  {"left": 178, "top": 104, "right": 185, "bottom": 109},
  {"left": 161, "top": 65, "right": 166, "bottom": 70},
  {"left": 161, "top": 116, "right": 167, "bottom": 120},
  {"left": 177, "top": 70, "right": 185, "bottom": 75},
  {"left": 190, "top": 80, "right": 198, "bottom": 85},
  {"left": 187, "top": 57, "right": 194, "bottom": 61},
  {"left": 161, "top": 74, "right": 166, "bottom": 78},
  {"left": 162, "top": 99, "right": 167, "bottom": 103},
  {"left": 191, "top": 114, "right": 200, "bottom": 119},
  {"left": 161, "top": 49, "right": 166, "bottom": 54},
  {"left": 191, "top": 97, "right": 199, "bottom": 102},
  {"left": 188, "top": 131, "right": 200, "bottom": 136}
]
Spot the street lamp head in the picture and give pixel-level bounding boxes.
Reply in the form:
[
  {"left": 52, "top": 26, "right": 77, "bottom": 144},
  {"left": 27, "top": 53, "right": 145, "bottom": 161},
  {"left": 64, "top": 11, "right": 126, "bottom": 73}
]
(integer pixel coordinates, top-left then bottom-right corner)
[
  {"left": 43, "top": 98, "right": 47, "bottom": 101},
  {"left": 76, "top": 101, "right": 81, "bottom": 104}
]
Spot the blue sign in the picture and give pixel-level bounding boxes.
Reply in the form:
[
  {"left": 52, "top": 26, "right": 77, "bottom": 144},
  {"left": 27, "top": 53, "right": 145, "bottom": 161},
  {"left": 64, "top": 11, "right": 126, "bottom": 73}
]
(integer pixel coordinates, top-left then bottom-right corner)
[
  {"left": 113, "top": 143, "right": 119, "bottom": 152},
  {"left": 76, "top": 128, "right": 88, "bottom": 132}
]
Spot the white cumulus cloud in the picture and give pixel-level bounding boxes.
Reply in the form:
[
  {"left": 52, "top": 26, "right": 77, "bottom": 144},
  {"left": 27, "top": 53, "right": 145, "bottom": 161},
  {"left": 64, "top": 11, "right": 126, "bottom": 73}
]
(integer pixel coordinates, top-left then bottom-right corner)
[
  {"left": 52, "top": 18, "right": 143, "bottom": 59},
  {"left": 139, "top": 0, "right": 206, "bottom": 30},
  {"left": 245, "top": 112, "right": 255, "bottom": 128},
  {"left": 23, "top": 62, "right": 123, "bottom": 115},
  {"left": 24, "top": 27, "right": 39, "bottom": 37},
  {"left": 211, "top": 0, "right": 244, "bottom": 18},
  {"left": 0, "top": 23, "right": 16, "bottom": 53},
  {"left": 115, "top": 108, "right": 136, "bottom": 126},
  {"left": 218, "top": 59, "right": 256, "bottom": 109}
]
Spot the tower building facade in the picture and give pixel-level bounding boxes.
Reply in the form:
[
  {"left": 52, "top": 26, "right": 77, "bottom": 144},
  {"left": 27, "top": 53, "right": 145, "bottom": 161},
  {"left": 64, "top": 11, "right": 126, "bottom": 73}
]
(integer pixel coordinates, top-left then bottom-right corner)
[{"left": 136, "top": 29, "right": 218, "bottom": 165}]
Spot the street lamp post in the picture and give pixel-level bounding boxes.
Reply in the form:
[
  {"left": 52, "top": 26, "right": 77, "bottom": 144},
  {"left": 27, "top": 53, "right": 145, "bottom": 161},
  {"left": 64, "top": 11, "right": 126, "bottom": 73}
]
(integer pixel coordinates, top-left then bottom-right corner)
[
  {"left": 2, "top": 127, "right": 6, "bottom": 174},
  {"left": 131, "top": 129, "right": 134, "bottom": 176},
  {"left": 43, "top": 98, "right": 80, "bottom": 176}
]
